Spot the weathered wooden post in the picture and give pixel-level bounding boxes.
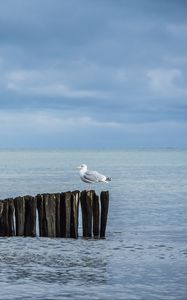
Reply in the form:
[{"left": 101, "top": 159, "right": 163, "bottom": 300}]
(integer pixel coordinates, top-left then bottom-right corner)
[
  {"left": 59, "top": 193, "right": 65, "bottom": 237},
  {"left": 93, "top": 194, "right": 100, "bottom": 238},
  {"left": 24, "top": 195, "right": 37, "bottom": 237},
  {"left": 55, "top": 193, "right": 61, "bottom": 237},
  {"left": 14, "top": 196, "right": 25, "bottom": 236},
  {"left": 37, "top": 193, "right": 56, "bottom": 237},
  {"left": 8, "top": 199, "right": 15, "bottom": 236},
  {"left": 0, "top": 199, "right": 15, "bottom": 236},
  {"left": 0, "top": 200, "right": 8, "bottom": 236},
  {"left": 37, "top": 194, "right": 46, "bottom": 237},
  {"left": 60, "top": 192, "right": 71, "bottom": 238},
  {"left": 45, "top": 193, "right": 56, "bottom": 237},
  {"left": 100, "top": 191, "right": 109, "bottom": 238},
  {"left": 80, "top": 190, "right": 94, "bottom": 238},
  {"left": 70, "top": 190, "right": 80, "bottom": 238}
]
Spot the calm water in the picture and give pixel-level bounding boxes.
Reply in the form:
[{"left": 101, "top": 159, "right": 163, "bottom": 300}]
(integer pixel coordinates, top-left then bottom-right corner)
[{"left": 0, "top": 149, "right": 187, "bottom": 300}]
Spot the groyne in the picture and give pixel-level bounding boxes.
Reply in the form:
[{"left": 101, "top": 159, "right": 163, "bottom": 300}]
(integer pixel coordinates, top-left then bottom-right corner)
[{"left": 0, "top": 190, "right": 109, "bottom": 239}]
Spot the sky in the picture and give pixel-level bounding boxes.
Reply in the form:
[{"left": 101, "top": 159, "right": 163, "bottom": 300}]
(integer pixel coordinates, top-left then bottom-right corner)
[{"left": 0, "top": 0, "right": 187, "bottom": 149}]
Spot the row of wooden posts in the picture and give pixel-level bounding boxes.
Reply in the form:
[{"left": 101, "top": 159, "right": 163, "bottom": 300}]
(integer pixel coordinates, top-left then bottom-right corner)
[{"left": 0, "top": 190, "right": 109, "bottom": 239}]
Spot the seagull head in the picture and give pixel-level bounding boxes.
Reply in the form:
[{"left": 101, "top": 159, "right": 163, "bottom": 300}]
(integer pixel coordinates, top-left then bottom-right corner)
[{"left": 77, "top": 164, "right": 87, "bottom": 171}]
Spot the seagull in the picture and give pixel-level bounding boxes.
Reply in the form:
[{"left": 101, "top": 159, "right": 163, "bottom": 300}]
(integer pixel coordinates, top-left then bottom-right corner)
[{"left": 77, "top": 164, "right": 111, "bottom": 190}]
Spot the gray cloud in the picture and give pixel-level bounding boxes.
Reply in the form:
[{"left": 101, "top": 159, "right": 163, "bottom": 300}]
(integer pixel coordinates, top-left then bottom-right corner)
[{"left": 0, "top": 0, "right": 187, "bottom": 147}]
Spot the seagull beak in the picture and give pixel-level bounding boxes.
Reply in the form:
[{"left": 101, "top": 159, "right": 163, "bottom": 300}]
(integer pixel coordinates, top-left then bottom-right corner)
[{"left": 76, "top": 166, "right": 81, "bottom": 169}]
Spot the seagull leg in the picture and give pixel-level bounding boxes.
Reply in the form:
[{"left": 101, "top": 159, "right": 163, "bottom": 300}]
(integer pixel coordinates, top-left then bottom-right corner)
[{"left": 86, "top": 183, "right": 91, "bottom": 192}]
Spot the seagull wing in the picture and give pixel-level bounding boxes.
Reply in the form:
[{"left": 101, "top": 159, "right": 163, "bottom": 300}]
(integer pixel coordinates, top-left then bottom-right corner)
[{"left": 83, "top": 170, "right": 106, "bottom": 183}]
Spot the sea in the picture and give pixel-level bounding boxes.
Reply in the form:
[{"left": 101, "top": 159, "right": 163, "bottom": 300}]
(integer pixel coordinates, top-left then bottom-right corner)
[{"left": 0, "top": 149, "right": 187, "bottom": 300}]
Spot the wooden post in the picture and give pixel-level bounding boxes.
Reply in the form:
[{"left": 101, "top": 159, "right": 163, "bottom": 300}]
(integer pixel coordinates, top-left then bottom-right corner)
[
  {"left": 70, "top": 191, "right": 80, "bottom": 238},
  {"left": 93, "top": 194, "right": 100, "bottom": 238},
  {"left": 45, "top": 193, "right": 56, "bottom": 237},
  {"left": 0, "top": 200, "right": 3, "bottom": 235},
  {"left": 0, "top": 199, "right": 15, "bottom": 236},
  {"left": 100, "top": 191, "right": 109, "bottom": 238},
  {"left": 55, "top": 193, "right": 61, "bottom": 237},
  {"left": 37, "top": 193, "right": 56, "bottom": 237},
  {"left": 24, "top": 195, "right": 37, "bottom": 237},
  {"left": 80, "top": 190, "right": 94, "bottom": 238},
  {"left": 37, "top": 194, "right": 47, "bottom": 237},
  {"left": 7, "top": 198, "right": 15, "bottom": 236},
  {"left": 59, "top": 193, "right": 65, "bottom": 237},
  {"left": 0, "top": 200, "right": 8, "bottom": 236},
  {"left": 14, "top": 196, "right": 25, "bottom": 236},
  {"left": 60, "top": 192, "right": 71, "bottom": 238}
]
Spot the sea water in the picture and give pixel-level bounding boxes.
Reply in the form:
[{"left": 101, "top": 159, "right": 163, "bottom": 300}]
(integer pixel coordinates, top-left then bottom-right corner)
[{"left": 0, "top": 149, "right": 187, "bottom": 300}]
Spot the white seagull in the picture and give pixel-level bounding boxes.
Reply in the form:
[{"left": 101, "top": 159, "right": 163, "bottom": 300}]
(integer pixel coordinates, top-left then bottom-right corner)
[{"left": 77, "top": 164, "right": 111, "bottom": 190}]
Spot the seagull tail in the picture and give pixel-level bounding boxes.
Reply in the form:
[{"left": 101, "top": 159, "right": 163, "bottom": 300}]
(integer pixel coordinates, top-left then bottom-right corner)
[{"left": 106, "top": 177, "right": 112, "bottom": 182}]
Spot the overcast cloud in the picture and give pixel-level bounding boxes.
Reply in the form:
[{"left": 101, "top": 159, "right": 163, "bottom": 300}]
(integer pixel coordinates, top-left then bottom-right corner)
[{"left": 0, "top": 0, "right": 187, "bottom": 148}]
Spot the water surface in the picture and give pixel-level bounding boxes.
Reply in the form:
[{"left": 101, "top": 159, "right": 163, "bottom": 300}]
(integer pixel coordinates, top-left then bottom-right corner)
[{"left": 0, "top": 149, "right": 187, "bottom": 299}]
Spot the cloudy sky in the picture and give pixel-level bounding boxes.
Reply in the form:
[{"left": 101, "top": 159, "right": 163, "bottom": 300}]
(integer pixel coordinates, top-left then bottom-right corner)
[{"left": 0, "top": 0, "right": 187, "bottom": 148}]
